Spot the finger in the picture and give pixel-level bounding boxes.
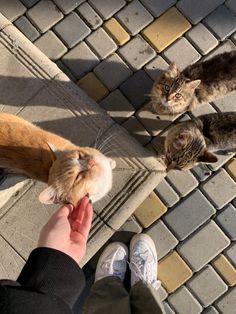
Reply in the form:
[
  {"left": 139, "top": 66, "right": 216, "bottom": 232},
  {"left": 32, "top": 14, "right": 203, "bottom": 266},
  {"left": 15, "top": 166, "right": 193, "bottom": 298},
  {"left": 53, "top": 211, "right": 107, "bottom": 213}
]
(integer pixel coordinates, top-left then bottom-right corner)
[
  {"left": 55, "top": 204, "right": 73, "bottom": 218},
  {"left": 71, "top": 202, "right": 93, "bottom": 241},
  {"left": 70, "top": 196, "right": 90, "bottom": 223}
]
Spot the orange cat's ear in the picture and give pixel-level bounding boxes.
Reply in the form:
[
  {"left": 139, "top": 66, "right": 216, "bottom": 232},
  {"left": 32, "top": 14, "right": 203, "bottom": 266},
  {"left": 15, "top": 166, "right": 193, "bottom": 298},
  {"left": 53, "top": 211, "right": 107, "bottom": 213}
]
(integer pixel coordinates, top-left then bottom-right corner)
[
  {"left": 47, "top": 142, "right": 61, "bottom": 160},
  {"left": 186, "top": 80, "right": 201, "bottom": 91},
  {"left": 39, "top": 186, "right": 58, "bottom": 204},
  {"left": 168, "top": 62, "right": 178, "bottom": 78},
  {"left": 198, "top": 150, "right": 218, "bottom": 163}
]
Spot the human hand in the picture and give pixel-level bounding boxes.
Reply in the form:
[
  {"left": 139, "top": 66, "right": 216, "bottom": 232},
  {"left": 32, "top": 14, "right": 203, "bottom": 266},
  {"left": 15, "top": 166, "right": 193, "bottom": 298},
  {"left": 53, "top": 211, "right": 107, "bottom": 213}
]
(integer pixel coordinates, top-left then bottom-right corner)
[{"left": 38, "top": 196, "right": 93, "bottom": 265}]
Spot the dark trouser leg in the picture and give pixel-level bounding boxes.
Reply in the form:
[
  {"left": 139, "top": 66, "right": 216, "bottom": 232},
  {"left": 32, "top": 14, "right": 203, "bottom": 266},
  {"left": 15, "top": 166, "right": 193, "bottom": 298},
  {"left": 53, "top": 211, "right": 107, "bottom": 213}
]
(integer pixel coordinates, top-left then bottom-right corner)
[
  {"left": 130, "top": 282, "right": 166, "bottom": 314},
  {"left": 83, "top": 276, "right": 131, "bottom": 314}
]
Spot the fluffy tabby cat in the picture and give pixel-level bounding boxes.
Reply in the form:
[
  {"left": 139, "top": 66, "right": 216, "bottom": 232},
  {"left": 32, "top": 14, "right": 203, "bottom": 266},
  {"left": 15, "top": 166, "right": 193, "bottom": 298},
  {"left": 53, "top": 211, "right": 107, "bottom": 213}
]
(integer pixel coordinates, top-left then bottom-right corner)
[
  {"left": 0, "top": 113, "right": 116, "bottom": 205},
  {"left": 165, "top": 112, "right": 236, "bottom": 171},
  {"left": 151, "top": 51, "right": 236, "bottom": 115}
]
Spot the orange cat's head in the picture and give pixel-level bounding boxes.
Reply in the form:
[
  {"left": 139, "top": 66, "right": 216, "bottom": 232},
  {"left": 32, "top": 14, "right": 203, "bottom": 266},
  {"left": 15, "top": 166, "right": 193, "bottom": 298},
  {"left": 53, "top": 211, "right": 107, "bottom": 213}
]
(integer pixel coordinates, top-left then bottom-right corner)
[{"left": 39, "top": 143, "right": 116, "bottom": 205}]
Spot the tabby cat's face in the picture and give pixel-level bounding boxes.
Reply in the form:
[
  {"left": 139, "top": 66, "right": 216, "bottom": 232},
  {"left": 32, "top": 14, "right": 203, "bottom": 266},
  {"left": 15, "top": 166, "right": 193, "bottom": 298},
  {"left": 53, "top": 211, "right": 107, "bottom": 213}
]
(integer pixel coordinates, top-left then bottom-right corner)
[
  {"left": 151, "top": 63, "right": 201, "bottom": 114},
  {"left": 165, "top": 120, "right": 217, "bottom": 171}
]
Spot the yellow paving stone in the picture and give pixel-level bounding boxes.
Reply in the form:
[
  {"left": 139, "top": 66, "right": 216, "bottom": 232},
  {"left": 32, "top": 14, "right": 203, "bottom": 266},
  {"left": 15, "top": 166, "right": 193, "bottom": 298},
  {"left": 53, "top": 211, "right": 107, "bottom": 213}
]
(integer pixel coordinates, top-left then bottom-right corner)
[
  {"left": 212, "top": 254, "right": 236, "bottom": 287},
  {"left": 225, "top": 158, "right": 236, "bottom": 181},
  {"left": 158, "top": 251, "right": 193, "bottom": 293},
  {"left": 77, "top": 72, "right": 109, "bottom": 102},
  {"left": 104, "top": 18, "right": 130, "bottom": 46},
  {"left": 134, "top": 192, "right": 167, "bottom": 228},
  {"left": 142, "top": 7, "right": 191, "bottom": 52}
]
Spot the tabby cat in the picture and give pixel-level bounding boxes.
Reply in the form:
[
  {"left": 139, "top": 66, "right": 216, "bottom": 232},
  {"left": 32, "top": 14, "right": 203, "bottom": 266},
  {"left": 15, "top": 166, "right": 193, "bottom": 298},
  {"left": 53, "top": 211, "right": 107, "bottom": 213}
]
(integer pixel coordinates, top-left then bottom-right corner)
[
  {"left": 151, "top": 51, "right": 236, "bottom": 115},
  {"left": 0, "top": 113, "right": 116, "bottom": 205},
  {"left": 165, "top": 112, "right": 236, "bottom": 171}
]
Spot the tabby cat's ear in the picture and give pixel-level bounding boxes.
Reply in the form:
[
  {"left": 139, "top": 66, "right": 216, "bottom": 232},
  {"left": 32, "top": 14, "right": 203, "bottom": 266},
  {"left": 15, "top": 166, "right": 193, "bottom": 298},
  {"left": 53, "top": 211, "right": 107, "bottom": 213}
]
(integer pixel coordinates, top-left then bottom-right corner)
[
  {"left": 198, "top": 150, "right": 218, "bottom": 163},
  {"left": 47, "top": 142, "right": 61, "bottom": 160},
  {"left": 186, "top": 80, "right": 201, "bottom": 91},
  {"left": 39, "top": 186, "right": 58, "bottom": 204},
  {"left": 168, "top": 62, "right": 178, "bottom": 78}
]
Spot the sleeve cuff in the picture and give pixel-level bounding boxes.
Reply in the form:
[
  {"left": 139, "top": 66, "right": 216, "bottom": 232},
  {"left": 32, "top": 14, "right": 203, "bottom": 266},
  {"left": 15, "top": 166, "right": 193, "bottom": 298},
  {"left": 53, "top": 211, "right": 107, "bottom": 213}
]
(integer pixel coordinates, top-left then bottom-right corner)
[{"left": 17, "top": 247, "right": 85, "bottom": 308}]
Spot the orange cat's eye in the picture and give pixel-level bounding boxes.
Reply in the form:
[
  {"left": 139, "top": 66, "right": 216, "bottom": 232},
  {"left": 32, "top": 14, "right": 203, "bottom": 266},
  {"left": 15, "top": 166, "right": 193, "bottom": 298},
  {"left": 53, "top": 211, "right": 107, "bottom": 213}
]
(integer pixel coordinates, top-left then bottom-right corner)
[{"left": 175, "top": 93, "right": 181, "bottom": 99}]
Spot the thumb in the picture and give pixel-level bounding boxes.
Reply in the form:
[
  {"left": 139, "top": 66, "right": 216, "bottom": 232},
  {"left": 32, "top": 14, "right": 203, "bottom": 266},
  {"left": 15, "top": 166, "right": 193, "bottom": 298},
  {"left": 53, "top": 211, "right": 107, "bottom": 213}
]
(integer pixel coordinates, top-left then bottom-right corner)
[{"left": 54, "top": 204, "right": 73, "bottom": 218}]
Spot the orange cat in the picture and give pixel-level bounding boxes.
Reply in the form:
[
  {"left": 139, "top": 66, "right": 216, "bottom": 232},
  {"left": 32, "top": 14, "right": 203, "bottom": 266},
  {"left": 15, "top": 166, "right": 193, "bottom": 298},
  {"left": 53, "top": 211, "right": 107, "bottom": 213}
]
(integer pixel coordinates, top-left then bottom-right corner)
[{"left": 0, "top": 113, "right": 116, "bottom": 205}]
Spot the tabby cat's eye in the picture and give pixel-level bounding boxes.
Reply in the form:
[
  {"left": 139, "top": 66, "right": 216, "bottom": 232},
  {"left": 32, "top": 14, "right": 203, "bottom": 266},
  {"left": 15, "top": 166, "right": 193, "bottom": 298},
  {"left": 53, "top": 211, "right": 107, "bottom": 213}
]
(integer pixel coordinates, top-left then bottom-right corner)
[
  {"left": 164, "top": 84, "right": 170, "bottom": 92},
  {"left": 175, "top": 93, "right": 181, "bottom": 99}
]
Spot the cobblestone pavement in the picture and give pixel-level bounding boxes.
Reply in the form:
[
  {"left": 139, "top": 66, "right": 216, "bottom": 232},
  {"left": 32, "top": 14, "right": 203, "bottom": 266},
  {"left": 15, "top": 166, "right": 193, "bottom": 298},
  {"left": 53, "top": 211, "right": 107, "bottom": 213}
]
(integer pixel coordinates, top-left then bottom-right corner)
[{"left": 1, "top": 0, "right": 236, "bottom": 313}]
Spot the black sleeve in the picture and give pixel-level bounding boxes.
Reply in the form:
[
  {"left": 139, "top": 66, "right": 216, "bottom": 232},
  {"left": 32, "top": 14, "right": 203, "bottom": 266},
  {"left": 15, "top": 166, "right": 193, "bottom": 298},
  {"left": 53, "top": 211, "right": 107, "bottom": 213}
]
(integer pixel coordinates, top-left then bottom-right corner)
[{"left": 17, "top": 247, "right": 85, "bottom": 308}]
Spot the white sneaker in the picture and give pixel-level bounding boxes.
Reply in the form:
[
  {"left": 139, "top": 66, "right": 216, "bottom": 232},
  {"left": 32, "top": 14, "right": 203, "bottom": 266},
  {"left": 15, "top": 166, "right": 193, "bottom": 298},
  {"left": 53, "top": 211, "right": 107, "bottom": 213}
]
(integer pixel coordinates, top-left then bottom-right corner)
[
  {"left": 95, "top": 242, "right": 128, "bottom": 282},
  {"left": 129, "top": 234, "right": 161, "bottom": 289}
]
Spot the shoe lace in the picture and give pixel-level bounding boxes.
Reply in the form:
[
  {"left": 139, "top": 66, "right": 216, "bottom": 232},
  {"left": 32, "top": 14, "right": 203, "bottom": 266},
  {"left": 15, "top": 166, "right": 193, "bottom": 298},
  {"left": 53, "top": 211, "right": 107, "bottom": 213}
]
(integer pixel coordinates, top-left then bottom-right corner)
[
  {"left": 129, "top": 251, "right": 161, "bottom": 290},
  {"left": 101, "top": 255, "right": 125, "bottom": 279}
]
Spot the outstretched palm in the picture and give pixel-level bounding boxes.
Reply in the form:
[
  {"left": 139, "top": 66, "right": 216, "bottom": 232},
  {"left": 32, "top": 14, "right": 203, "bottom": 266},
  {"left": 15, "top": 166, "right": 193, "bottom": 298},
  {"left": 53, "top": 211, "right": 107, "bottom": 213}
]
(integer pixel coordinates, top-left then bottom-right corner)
[{"left": 38, "top": 196, "right": 93, "bottom": 265}]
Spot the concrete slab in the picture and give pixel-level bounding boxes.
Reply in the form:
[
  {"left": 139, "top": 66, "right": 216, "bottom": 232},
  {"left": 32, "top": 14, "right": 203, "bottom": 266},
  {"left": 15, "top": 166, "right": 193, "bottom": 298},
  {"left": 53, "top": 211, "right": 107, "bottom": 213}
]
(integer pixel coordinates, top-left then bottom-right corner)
[{"left": 0, "top": 13, "right": 165, "bottom": 274}]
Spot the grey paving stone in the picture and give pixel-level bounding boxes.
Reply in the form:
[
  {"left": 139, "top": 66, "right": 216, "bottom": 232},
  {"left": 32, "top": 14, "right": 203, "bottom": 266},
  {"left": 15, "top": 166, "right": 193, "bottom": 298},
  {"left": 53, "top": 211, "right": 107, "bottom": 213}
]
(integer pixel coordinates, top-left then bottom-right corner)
[
  {"left": 226, "top": 0, "right": 236, "bottom": 13},
  {"left": 116, "top": 0, "right": 153, "bottom": 36},
  {"left": 203, "top": 307, "right": 220, "bottom": 314},
  {"left": 122, "top": 116, "right": 151, "bottom": 145},
  {"left": 0, "top": 0, "right": 26, "bottom": 22},
  {"left": 61, "top": 41, "right": 99, "bottom": 79},
  {"left": 20, "top": 0, "right": 39, "bottom": 8},
  {"left": 232, "top": 32, "right": 236, "bottom": 44},
  {"left": 164, "top": 190, "right": 216, "bottom": 241},
  {"left": 186, "top": 23, "right": 218, "bottom": 55},
  {"left": 178, "top": 220, "right": 230, "bottom": 271},
  {"left": 191, "top": 164, "right": 212, "bottom": 182},
  {"left": 76, "top": 2, "right": 103, "bottom": 30},
  {"left": 207, "top": 152, "right": 234, "bottom": 172},
  {"left": 14, "top": 16, "right": 40, "bottom": 41},
  {"left": 166, "top": 170, "right": 199, "bottom": 197},
  {"left": 144, "top": 55, "right": 169, "bottom": 81},
  {"left": 34, "top": 31, "right": 67, "bottom": 61},
  {"left": 27, "top": 0, "right": 63, "bottom": 33},
  {"left": 216, "top": 204, "right": 236, "bottom": 240},
  {"left": 225, "top": 243, "right": 236, "bottom": 267},
  {"left": 191, "top": 102, "right": 217, "bottom": 117},
  {"left": 201, "top": 169, "right": 236, "bottom": 209},
  {"left": 53, "top": 0, "right": 84, "bottom": 14},
  {"left": 120, "top": 70, "right": 153, "bottom": 109},
  {"left": 99, "top": 89, "right": 135, "bottom": 124},
  {"left": 53, "top": 12, "right": 91, "bottom": 48},
  {"left": 203, "top": 5, "right": 236, "bottom": 41},
  {"left": 159, "top": 285, "right": 168, "bottom": 302},
  {"left": 168, "top": 286, "right": 202, "bottom": 314},
  {"left": 205, "top": 40, "right": 236, "bottom": 59},
  {"left": 118, "top": 35, "right": 156, "bottom": 71},
  {"left": 85, "top": 28, "right": 117, "bottom": 59},
  {"left": 163, "top": 302, "right": 175, "bottom": 314},
  {"left": 162, "top": 37, "right": 201, "bottom": 72},
  {"left": 145, "top": 220, "right": 179, "bottom": 260},
  {"left": 140, "top": 0, "right": 176, "bottom": 17},
  {"left": 89, "top": 0, "right": 126, "bottom": 20},
  {"left": 216, "top": 287, "right": 236, "bottom": 314},
  {"left": 155, "top": 179, "right": 180, "bottom": 208},
  {"left": 56, "top": 60, "right": 76, "bottom": 81},
  {"left": 177, "top": 0, "right": 224, "bottom": 24},
  {"left": 94, "top": 53, "right": 132, "bottom": 91},
  {"left": 187, "top": 265, "right": 228, "bottom": 307},
  {"left": 119, "top": 216, "right": 142, "bottom": 233},
  {"left": 212, "top": 92, "right": 236, "bottom": 112}
]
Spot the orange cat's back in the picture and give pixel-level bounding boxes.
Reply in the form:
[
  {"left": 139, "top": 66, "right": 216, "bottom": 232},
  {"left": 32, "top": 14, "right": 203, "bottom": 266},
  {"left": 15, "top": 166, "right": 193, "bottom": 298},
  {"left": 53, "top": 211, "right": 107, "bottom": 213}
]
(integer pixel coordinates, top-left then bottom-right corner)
[{"left": 0, "top": 113, "right": 75, "bottom": 181}]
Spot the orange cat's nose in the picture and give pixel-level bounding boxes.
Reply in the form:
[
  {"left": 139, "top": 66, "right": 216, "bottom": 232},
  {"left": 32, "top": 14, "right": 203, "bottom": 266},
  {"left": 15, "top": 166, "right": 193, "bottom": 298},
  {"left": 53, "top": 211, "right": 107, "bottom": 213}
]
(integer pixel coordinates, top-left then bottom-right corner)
[{"left": 87, "top": 159, "right": 97, "bottom": 169}]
